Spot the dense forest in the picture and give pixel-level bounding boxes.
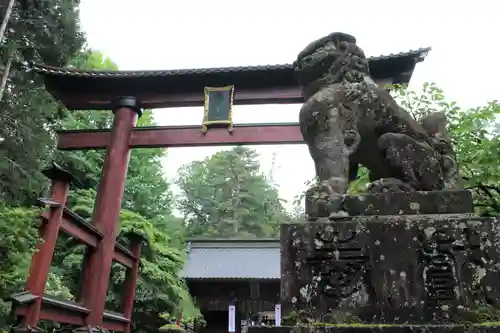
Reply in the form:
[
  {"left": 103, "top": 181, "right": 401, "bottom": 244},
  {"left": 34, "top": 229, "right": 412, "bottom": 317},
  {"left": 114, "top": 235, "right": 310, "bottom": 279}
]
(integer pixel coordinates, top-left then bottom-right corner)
[{"left": 0, "top": 1, "right": 499, "bottom": 333}]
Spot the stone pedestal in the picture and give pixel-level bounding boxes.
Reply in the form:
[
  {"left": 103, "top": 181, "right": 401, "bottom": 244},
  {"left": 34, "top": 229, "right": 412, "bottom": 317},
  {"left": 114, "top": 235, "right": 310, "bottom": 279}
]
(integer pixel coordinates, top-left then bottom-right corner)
[
  {"left": 280, "top": 190, "right": 500, "bottom": 327},
  {"left": 305, "top": 190, "right": 475, "bottom": 219}
]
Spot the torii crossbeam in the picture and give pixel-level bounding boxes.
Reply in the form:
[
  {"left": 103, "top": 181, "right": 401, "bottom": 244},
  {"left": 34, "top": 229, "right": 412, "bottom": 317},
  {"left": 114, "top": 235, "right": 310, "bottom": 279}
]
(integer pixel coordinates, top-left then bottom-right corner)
[{"left": 31, "top": 47, "right": 430, "bottom": 150}]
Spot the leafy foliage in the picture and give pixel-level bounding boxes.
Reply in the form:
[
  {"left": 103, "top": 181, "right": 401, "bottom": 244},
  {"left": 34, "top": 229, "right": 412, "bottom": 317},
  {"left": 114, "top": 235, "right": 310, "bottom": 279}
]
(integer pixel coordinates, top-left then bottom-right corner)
[
  {"left": 393, "top": 83, "right": 500, "bottom": 216},
  {"left": 0, "top": 204, "right": 39, "bottom": 291},
  {"left": 2, "top": 0, "right": 85, "bottom": 65},
  {"left": 0, "top": 0, "right": 85, "bottom": 205},
  {"left": 176, "top": 146, "right": 287, "bottom": 238},
  {"left": 0, "top": 204, "right": 40, "bottom": 328}
]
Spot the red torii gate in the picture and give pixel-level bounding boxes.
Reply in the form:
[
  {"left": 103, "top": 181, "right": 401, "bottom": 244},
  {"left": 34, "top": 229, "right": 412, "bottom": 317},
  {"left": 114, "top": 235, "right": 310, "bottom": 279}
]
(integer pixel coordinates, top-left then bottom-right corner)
[{"left": 11, "top": 47, "right": 429, "bottom": 333}]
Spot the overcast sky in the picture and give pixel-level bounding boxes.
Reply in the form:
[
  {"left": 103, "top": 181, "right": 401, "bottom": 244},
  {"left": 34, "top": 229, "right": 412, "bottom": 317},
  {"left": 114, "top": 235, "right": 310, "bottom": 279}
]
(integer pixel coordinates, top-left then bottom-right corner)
[{"left": 79, "top": 0, "right": 498, "bottom": 211}]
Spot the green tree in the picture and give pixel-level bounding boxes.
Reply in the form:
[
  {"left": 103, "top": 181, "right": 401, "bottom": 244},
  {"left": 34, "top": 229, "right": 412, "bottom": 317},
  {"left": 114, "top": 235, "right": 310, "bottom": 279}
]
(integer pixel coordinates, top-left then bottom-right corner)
[
  {"left": 393, "top": 82, "right": 500, "bottom": 216},
  {"left": 0, "top": 0, "right": 85, "bottom": 205},
  {"left": 0, "top": 1, "right": 86, "bottom": 329},
  {"left": 176, "top": 146, "right": 287, "bottom": 238},
  {"left": 0, "top": 204, "right": 40, "bottom": 329},
  {"left": 0, "top": 203, "right": 71, "bottom": 331}
]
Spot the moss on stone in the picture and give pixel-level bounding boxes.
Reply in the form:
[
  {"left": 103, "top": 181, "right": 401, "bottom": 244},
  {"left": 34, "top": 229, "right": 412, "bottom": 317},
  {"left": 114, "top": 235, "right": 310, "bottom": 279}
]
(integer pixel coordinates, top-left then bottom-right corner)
[
  {"left": 474, "top": 322, "right": 500, "bottom": 326},
  {"left": 469, "top": 305, "right": 500, "bottom": 323},
  {"left": 159, "top": 324, "right": 186, "bottom": 333},
  {"left": 282, "top": 311, "right": 299, "bottom": 326}
]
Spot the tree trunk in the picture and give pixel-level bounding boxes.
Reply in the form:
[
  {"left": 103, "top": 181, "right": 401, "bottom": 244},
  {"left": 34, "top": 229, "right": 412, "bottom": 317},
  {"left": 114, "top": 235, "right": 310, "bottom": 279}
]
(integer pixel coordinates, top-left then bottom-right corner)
[
  {"left": 0, "top": 51, "right": 12, "bottom": 102},
  {"left": 0, "top": 0, "right": 15, "bottom": 44}
]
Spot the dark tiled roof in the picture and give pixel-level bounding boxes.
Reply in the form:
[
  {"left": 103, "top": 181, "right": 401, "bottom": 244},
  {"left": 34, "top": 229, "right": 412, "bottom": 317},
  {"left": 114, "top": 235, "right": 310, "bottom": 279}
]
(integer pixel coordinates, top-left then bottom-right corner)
[
  {"left": 27, "top": 47, "right": 430, "bottom": 78},
  {"left": 29, "top": 47, "right": 430, "bottom": 110},
  {"left": 181, "top": 239, "right": 280, "bottom": 280}
]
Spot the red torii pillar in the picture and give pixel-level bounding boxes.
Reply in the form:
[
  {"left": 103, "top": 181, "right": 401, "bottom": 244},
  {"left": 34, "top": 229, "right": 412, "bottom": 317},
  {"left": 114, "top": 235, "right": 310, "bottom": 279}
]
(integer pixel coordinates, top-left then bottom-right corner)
[
  {"left": 122, "top": 233, "right": 145, "bottom": 333},
  {"left": 18, "top": 164, "right": 73, "bottom": 332},
  {"left": 78, "top": 97, "right": 141, "bottom": 331}
]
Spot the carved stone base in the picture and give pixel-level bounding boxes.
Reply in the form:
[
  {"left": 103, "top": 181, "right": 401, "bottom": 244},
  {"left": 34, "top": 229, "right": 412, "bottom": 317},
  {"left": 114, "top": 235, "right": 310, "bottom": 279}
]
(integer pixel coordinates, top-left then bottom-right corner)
[
  {"left": 280, "top": 213, "right": 500, "bottom": 324},
  {"left": 248, "top": 325, "right": 500, "bottom": 333},
  {"left": 305, "top": 190, "right": 473, "bottom": 219}
]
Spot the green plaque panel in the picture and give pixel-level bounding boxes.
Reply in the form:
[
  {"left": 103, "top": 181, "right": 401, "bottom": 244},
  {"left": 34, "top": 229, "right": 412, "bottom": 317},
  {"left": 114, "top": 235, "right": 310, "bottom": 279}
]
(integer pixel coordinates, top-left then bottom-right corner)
[{"left": 202, "top": 86, "right": 234, "bottom": 133}]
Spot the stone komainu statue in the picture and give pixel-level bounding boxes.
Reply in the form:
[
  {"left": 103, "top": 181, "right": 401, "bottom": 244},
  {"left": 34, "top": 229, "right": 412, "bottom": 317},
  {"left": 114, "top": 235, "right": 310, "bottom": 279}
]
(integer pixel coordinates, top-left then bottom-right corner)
[{"left": 294, "top": 32, "right": 460, "bottom": 215}]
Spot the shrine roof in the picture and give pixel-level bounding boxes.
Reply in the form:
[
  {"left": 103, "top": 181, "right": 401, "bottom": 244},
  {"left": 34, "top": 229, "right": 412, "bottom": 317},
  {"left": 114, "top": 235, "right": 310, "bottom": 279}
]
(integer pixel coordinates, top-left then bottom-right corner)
[
  {"left": 26, "top": 47, "right": 430, "bottom": 110},
  {"left": 181, "top": 239, "right": 280, "bottom": 280},
  {"left": 28, "top": 47, "right": 430, "bottom": 79}
]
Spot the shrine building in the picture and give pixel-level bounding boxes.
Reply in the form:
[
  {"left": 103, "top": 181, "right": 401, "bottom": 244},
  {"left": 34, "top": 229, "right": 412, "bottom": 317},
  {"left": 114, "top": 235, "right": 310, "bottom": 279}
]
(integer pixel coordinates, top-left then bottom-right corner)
[{"left": 181, "top": 239, "right": 280, "bottom": 333}]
